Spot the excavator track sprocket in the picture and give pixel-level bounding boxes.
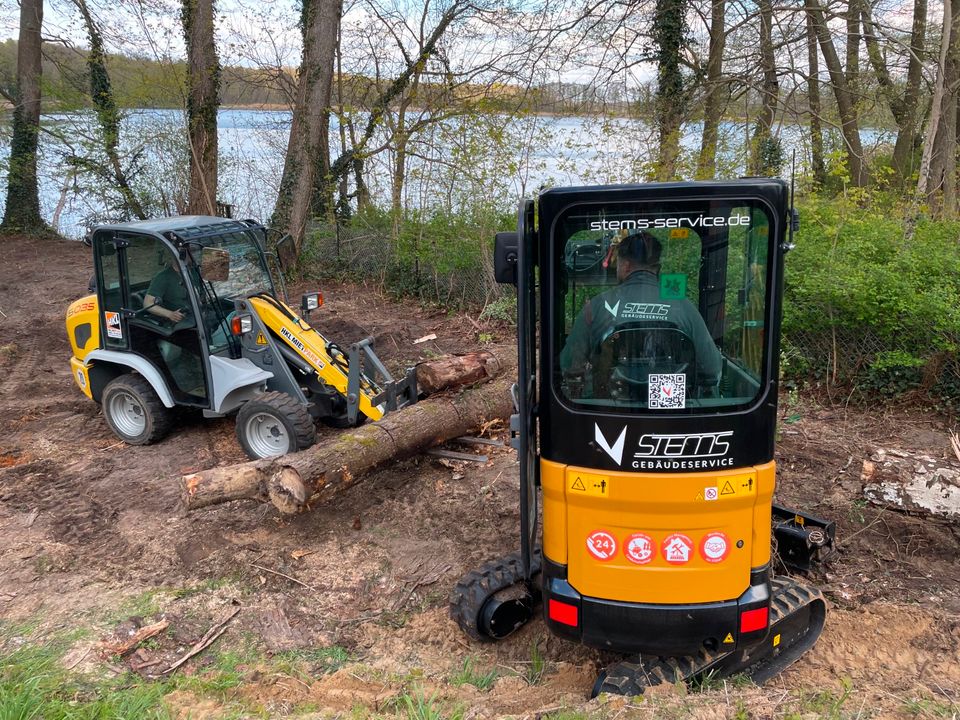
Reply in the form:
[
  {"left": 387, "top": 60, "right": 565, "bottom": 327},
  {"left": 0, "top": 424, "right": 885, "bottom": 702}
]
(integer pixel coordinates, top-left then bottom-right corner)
[
  {"left": 592, "top": 576, "right": 826, "bottom": 697},
  {"left": 450, "top": 552, "right": 541, "bottom": 642}
]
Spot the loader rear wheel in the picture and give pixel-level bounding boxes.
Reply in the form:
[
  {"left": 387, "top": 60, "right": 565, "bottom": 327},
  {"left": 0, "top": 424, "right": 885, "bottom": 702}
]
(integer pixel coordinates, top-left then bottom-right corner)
[
  {"left": 236, "top": 391, "right": 316, "bottom": 459},
  {"left": 450, "top": 552, "right": 541, "bottom": 642},
  {"left": 102, "top": 374, "right": 172, "bottom": 445}
]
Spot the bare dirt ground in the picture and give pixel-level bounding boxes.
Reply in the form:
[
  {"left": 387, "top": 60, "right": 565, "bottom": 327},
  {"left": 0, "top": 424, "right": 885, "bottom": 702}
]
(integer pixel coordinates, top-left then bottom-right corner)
[{"left": 1, "top": 234, "right": 958, "bottom": 719}]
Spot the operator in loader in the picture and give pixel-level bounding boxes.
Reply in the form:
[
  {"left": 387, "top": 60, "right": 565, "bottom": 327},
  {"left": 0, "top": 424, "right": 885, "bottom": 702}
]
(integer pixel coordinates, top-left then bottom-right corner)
[
  {"left": 144, "top": 256, "right": 192, "bottom": 326},
  {"left": 559, "top": 230, "right": 722, "bottom": 394}
]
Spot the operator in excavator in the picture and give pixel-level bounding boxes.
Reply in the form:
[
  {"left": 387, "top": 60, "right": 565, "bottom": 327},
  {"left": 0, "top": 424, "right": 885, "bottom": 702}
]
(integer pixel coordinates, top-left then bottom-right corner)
[{"left": 559, "top": 230, "right": 722, "bottom": 396}]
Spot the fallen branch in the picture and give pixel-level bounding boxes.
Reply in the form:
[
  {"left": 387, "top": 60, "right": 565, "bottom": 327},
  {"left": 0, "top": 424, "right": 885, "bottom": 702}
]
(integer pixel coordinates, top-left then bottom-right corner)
[
  {"left": 162, "top": 607, "right": 241, "bottom": 675},
  {"left": 100, "top": 620, "right": 170, "bottom": 657}
]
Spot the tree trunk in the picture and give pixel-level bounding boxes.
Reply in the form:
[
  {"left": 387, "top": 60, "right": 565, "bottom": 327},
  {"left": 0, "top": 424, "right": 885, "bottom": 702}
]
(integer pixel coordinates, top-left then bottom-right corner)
[
  {"left": 891, "top": 0, "right": 928, "bottom": 181},
  {"left": 654, "top": 0, "right": 686, "bottom": 180},
  {"left": 74, "top": 0, "right": 147, "bottom": 220},
  {"left": 272, "top": 0, "right": 341, "bottom": 249},
  {"left": 696, "top": 0, "right": 727, "bottom": 179},
  {"left": 845, "top": 0, "right": 860, "bottom": 89},
  {"left": 180, "top": 372, "right": 514, "bottom": 513},
  {"left": 806, "top": 10, "right": 827, "bottom": 187},
  {"left": 859, "top": 0, "right": 927, "bottom": 184},
  {"left": 750, "top": 0, "right": 780, "bottom": 175},
  {"left": 653, "top": 0, "right": 687, "bottom": 180},
  {"left": 1, "top": 0, "right": 45, "bottom": 233},
  {"left": 182, "top": 0, "right": 220, "bottom": 215},
  {"left": 807, "top": 0, "right": 867, "bottom": 186},
  {"left": 921, "top": 0, "right": 960, "bottom": 214},
  {"left": 918, "top": 0, "right": 951, "bottom": 199}
]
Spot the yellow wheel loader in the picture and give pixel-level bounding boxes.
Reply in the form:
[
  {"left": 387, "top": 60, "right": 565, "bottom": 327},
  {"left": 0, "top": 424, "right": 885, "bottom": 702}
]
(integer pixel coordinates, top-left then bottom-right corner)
[
  {"left": 450, "top": 179, "right": 835, "bottom": 694},
  {"left": 66, "top": 216, "right": 417, "bottom": 459}
]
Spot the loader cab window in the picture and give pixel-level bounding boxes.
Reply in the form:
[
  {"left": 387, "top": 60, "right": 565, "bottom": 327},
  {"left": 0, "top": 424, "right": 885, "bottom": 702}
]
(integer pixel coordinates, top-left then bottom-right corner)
[
  {"left": 555, "top": 199, "right": 774, "bottom": 413},
  {"left": 125, "top": 235, "right": 209, "bottom": 404}
]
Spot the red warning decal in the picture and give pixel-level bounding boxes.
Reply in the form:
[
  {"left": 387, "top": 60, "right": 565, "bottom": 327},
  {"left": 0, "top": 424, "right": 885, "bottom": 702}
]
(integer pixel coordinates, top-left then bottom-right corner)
[
  {"left": 624, "top": 532, "right": 656, "bottom": 565},
  {"left": 700, "top": 531, "right": 730, "bottom": 563},
  {"left": 586, "top": 530, "right": 617, "bottom": 561},
  {"left": 661, "top": 533, "right": 694, "bottom": 565}
]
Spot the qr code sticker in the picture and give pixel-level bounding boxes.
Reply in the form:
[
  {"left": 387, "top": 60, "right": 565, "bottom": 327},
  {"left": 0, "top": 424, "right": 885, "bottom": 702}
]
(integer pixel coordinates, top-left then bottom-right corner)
[{"left": 649, "top": 373, "right": 686, "bottom": 409}]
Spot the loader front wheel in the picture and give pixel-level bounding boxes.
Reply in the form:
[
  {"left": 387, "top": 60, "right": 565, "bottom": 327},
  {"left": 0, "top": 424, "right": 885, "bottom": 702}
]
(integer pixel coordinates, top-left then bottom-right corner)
[
  {"left": 236, "top": 391, "right": 316, "bottom": 459},
  {"left": 102, "top": 374, "right": 172, "bottom": 445}
]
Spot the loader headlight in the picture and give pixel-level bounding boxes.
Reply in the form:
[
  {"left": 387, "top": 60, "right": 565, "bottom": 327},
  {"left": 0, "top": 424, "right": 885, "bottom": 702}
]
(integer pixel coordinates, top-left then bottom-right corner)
[
  {"left": 231, "top": 314, "right": 253, "bottom": 335},
  {"left": 301, "top": 291, "right": 323, "bottom": 314}
]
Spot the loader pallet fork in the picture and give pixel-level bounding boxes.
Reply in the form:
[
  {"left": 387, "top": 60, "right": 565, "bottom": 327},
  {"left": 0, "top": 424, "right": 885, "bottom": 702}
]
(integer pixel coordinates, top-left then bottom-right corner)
[
  {"left": 450, "top": 179, "right": 835, "bottom": 697},
  {"left": 592, "top": 577, "right": 826, "bottom": 697}
]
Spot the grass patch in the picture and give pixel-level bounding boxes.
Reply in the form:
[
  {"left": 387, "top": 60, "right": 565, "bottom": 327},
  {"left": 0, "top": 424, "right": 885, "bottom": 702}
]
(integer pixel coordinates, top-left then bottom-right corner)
[
  {"left": 525, "top": 639, "right": 547, "bottom": 685},
  {"left": 0, "top": 640, "right": 170, "bottom": 719},
  {"left": 396, "top": 685, "right": 463, "bottom": 720},
  {"left": 449, "top": 657, "right": 497, "bottom": 690}
]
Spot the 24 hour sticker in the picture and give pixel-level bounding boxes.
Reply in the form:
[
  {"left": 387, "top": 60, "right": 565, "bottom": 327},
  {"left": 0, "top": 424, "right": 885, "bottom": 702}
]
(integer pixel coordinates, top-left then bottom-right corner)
[{"left": 586, "top": 530, "right": 617, "bottom": 561}]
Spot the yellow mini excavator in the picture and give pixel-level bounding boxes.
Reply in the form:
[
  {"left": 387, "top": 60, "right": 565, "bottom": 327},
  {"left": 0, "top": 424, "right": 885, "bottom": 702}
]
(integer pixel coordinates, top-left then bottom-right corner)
[
  {"left": 66, "top": 216, "right": 416, "bottom": 459},
  {"left": 450, "top": 179, "right": 835, "bottom": 694}
]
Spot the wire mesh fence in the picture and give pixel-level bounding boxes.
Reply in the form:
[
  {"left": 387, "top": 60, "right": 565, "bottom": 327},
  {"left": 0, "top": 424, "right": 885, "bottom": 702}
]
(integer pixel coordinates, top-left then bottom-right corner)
[{"left": 302, "top": 220, "right": 507, "bottom": 310}]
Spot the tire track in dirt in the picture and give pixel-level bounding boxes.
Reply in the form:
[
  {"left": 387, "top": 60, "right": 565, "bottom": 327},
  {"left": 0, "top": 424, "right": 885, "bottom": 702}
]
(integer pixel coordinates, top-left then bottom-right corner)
[{"left": 0, "top": 458, "right": 129, "bottom": 557}]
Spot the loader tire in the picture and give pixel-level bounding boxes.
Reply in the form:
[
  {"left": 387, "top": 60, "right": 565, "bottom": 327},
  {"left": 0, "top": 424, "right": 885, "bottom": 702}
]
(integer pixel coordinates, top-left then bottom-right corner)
[
  {"left": 236, "top": 391, "right": 316, "bottom": 459},
  {"left": 102, "top": 374, "right": 172, "bottom": 445},
  {"left": 450, "top": 552, "right": 541, "bottom": 642}
]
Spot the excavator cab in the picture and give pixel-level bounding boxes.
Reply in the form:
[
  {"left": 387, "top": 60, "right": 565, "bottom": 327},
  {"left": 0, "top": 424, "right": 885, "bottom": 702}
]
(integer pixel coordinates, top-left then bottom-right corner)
[
  {"left": 66, "top": 216, "right": 417, "bottom": 459},
  {"left": 451, "top": 179, "right": 834, "bottom": 695}
]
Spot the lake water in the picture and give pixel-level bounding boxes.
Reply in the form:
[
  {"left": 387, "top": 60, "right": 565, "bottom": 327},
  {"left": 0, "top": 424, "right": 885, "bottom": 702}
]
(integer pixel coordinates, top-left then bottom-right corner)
[{"left": 0, "top": 108, "right": 891, "bottom": 239}]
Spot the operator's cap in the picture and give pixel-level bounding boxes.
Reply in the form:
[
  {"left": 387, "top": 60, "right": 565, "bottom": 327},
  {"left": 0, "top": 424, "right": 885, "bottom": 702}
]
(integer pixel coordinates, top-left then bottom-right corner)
[{"left": 619, "top": 231, "right": 662, "bottom": 265}]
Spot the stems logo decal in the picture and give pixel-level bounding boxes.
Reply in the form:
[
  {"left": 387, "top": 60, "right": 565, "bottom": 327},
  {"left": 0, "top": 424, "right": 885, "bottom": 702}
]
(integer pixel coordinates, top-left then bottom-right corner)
[
  {"left": 633, "top": 431, "right": 735, "bottom": 470},
  {"left": 594, "top": 423, "right": 627, "bottom": 464}
]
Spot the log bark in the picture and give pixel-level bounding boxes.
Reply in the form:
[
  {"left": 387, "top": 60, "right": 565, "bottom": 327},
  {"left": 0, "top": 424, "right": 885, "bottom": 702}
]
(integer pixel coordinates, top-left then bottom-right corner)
[
  {"left": 415, "top": 352, "right": 504, "bottom": 395},
  {"left": 861, "top": 448, "right": 960, "bottom": 520},
  {"left": 182, "top": 0, "right": 220, "bottom": 215},
  {"left": 181, "top": 369, "right": 514, "bottom": 514}
]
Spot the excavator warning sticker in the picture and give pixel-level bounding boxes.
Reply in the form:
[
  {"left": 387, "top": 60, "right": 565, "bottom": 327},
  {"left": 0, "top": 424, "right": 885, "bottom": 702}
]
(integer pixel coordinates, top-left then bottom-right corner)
[
  {"left": 723, "top": 633, "right": 735, "bottom": 644},
  {"left": 569, "top": 473, "right": 609, "bottom": 498},
  {"left": 256, "top": 332, "right": 268, "bottom": 345},
  {"left": 700, "top": 531, "right": 730, "bottom": 563},
  {"left": 586, "top": 530, "right": 617, "bottom": 561},
  {"left": 104, "top": 311, "right": 122, "bottom": 339},
  {"left": 662, "top": 533, "right": 693, "bottom": 565},
  {"left": 704, "top": 486, "right": 719, "bottom": 501},
  {"left": 624, "top": 533, "right": 656, "bottom": 565}
]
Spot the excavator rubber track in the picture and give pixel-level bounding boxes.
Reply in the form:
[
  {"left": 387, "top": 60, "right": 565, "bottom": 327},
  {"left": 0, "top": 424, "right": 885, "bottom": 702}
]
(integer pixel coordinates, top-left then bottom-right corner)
[
  {"left": 592, "top": 576, "right": 826, "bottom": 697},
  {"left": 450, "top": 552, "right": 541, "bottom": 642}
]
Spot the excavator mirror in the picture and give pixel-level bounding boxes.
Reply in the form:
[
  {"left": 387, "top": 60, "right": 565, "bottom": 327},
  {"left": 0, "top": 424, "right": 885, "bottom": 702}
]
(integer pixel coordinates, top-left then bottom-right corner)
[
  {"left": 275, "top": 233, "right": 296, "bottom": 272},
  {"left": 494, "top": 231, "right": 519, "bottom": 285},
  {"left": 200, "top": 246, "right": 230, "bottom": 282}
]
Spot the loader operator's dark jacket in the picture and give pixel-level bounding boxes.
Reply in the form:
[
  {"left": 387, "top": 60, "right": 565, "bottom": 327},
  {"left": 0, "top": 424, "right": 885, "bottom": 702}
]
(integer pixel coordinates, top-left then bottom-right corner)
[{"left": 559, "top": 270, "right": 722, "bottom": 386}]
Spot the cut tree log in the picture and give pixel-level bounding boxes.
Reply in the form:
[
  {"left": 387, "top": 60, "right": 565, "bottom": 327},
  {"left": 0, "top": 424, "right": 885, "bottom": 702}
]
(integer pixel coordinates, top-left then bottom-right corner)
[
  {"left": 415, "top": 352, "right": 504, "bottom": 395},
  {"left": 180, "top": 370, "right": 514, "bottom": 514},
  {"left": 861, "top": 448, "right": 960, "bottom": 520}
]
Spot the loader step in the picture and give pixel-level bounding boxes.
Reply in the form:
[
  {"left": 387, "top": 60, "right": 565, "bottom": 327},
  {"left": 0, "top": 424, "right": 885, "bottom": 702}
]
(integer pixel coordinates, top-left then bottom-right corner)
[{"left": 592, "top": 576, "right": 826, "bottom": 697}]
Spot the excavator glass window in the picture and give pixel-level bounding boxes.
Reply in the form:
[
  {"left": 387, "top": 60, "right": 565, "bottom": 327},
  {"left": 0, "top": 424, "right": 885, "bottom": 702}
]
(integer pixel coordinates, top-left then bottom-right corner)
[{"left": 554, "top": 198, "right": 773, "bottom": 412}]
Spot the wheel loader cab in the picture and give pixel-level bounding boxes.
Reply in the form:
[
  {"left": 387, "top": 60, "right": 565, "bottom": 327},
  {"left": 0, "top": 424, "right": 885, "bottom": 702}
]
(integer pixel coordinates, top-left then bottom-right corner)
[{"left": 89, "top": 218, "right": 277, "bottom": 408}]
